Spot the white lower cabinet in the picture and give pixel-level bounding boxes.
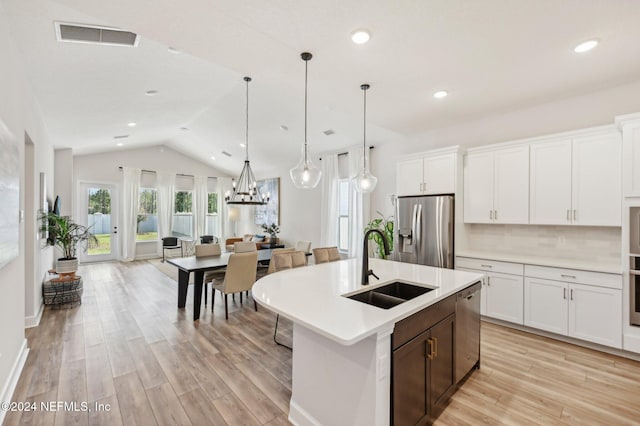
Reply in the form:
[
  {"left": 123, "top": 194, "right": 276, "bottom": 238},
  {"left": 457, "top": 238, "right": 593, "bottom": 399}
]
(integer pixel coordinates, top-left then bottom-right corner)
[
  {"left": 485, "top": 272, "right": 524, "bottom": 325},
  {"left": 524, "top": 277, "right": 568, "bottom": 335},
  {"left": 568, "top": 283, "right": 622, "bottom": 348},
  {"left": 458, "top": 256, "right": 623, "bottom": 349},
  {"left": 524, "top": 276, "right": 622, "bottom": 349}
]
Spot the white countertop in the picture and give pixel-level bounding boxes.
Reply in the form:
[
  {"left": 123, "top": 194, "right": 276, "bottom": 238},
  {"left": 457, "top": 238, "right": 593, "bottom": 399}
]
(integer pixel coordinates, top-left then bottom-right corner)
[
  {"left": 252, "top": 258, "right": 483, "bottom": 345},
  {"left": 455, "top": 251, "right": 622, "bottom": 274}
]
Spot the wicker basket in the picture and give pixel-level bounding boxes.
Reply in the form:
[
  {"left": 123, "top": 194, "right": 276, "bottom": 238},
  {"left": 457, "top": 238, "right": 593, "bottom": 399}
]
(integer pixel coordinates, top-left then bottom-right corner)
[{"left": 43, "top": 276, "right": 83, "bottom": 307}]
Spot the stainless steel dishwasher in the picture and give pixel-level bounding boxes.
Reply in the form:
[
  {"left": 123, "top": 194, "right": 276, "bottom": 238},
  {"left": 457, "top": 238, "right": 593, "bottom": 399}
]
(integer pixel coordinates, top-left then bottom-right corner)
[{"left": 455, "top": 282, "right": 481, "bottom": 383}]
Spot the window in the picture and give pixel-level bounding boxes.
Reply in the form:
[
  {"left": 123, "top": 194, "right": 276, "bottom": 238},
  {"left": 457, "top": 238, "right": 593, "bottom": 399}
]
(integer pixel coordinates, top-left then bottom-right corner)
[
  {"left": 206, "top": 192, "right": 219, "bottom": 236},
  {"left": 338, "top": 179, "right": 350, "bottom": 252},
  {"left": 136, "top": 188, "right": 158, "bottom": 241},
  {"left": 173, "top": 191, "right": 193, "bottom": 237}
]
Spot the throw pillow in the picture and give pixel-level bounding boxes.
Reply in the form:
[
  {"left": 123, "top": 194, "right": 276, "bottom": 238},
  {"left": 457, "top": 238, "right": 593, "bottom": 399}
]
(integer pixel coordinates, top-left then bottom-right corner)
[
  {"left": 252, "top": 235, "right": 265, "bottom": 242},
  {"left": 242, "top": 234, "right": 254, "bottom": 242}
]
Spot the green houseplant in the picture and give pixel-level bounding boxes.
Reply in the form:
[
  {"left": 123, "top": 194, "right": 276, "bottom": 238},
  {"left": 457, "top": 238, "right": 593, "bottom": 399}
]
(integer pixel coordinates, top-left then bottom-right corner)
[
  {"left": 40, "top": 212, "right": 98, "bottom": 277},
  {"left": 364, "top": 211, "right": 394, "bottom": 259},
  {"left": 261, "top": 223, "right": 280, "bottom": 244}
]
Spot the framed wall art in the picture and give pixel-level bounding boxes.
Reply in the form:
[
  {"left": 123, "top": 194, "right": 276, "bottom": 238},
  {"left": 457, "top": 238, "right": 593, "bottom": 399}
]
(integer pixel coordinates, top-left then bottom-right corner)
[{"left": 254, "top": 177, "right": 280, "bottom": 226}]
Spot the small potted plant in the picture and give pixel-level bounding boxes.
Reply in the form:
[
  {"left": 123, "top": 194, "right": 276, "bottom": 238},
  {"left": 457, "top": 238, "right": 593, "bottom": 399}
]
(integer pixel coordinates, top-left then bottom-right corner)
[
  {"left": 261, "top": 222, "right": 280, "bottom": 246},
  {"left": 364, "top": 211, "right": 394, "bottom": 259},
  {"left": 40, "top": 212, "right": 98, "bottom": 278}
]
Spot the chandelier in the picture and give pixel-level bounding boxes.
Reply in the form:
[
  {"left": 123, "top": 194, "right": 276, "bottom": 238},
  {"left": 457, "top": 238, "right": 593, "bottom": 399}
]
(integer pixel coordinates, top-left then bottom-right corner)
[{"left": 225, "top": 76, "right": 269, "bottom": 205}]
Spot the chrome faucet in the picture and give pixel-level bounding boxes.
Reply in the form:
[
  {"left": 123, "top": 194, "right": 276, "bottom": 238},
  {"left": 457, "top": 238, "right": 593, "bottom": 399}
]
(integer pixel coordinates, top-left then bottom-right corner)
[{"left": 362, "top": 229, "right": 390, "bottom": 285}]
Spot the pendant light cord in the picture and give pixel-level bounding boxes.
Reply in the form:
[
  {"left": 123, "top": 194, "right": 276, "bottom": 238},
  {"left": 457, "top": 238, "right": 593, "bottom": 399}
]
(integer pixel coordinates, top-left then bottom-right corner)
[
  {"left": 245, "top": 78, "right": 250, "bottom": 162},
  {"left": 304, "top": 58, "right": 308, "bottom": 163},
  {"left": 363, "top": 87, "right": 367, "bottom": 170}
]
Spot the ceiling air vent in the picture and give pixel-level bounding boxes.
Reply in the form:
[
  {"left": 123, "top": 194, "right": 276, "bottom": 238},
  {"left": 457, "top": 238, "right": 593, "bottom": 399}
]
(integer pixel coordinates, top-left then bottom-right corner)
[
  {"left": 55, "top": 22, "right": 139, "bottom": 47},
  {"left": 222, "top": 151, "right": 232, "bottom": 157},
  {"left": 323, "top": 129, "right": 335, "bottom": 136}
]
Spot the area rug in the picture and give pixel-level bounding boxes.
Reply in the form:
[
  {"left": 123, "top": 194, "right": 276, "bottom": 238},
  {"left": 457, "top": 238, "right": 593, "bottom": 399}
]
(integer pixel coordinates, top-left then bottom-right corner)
[{"left": 148, "top": 258, "right": 194, "bottom": 284}]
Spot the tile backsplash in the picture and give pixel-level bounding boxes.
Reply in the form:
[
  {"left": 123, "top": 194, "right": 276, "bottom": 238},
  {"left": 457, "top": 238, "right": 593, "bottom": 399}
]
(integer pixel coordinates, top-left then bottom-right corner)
[{"left": 461, "top": 224, "right": 621, "bottom": 266}]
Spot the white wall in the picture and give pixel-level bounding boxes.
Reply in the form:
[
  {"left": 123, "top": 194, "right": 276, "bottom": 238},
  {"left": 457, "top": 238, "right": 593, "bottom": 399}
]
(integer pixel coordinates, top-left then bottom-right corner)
[
  {"left": 0, "top": 5, "right": 55, "bottom": 415},
  {"left": 54, "top": 148, "right": 73, "bottom": 216}
]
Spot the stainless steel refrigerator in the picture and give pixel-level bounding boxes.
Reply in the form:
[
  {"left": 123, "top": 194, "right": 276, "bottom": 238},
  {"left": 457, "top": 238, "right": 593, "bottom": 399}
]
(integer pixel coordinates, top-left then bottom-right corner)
[{"left": 394, "top": 195, "right": 454, "bottom": 268}]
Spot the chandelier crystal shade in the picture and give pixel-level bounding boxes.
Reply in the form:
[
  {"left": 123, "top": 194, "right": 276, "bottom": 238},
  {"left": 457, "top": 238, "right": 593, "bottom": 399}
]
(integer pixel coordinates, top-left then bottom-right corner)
[
  {"left": 352, "top": 83, "right": 378, "bottom": 193},
  {"left": 225, "top": 77, "right": 270, "bottom": 205},
  {"left": 290, "top": 52, "right": 322, "bottom": 189}
]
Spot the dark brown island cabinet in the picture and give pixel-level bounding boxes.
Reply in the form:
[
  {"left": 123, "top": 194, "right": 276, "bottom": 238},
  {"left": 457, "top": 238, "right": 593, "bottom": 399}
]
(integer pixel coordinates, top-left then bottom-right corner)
[{"left": 391, "top": 282, "right": 481, "bottom": 425}]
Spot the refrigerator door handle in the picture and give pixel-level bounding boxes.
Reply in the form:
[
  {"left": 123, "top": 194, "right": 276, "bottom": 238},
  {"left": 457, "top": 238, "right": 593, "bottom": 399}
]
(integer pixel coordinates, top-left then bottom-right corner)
[
  {"left": 414, "top": 204, "right": 422, "bottom": 259},
  {"left": 435, "top": 198, "right": 442, "bottom": 267}
]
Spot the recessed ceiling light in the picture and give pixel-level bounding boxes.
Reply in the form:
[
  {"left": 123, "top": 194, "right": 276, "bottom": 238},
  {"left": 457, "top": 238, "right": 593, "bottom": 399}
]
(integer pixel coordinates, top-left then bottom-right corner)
[
  {"left": 210, "top": 156, "right": 216, "bottom": 160},
  {"left": 574, "top": 39, "right": 599, "bottom": 53},
  {"left": 127, "top": 122, "right": 136, "bottom": 127},
  {"left": 240, "top": 143, "right": 246, "bottom": 148},
  {"left": 145, "top": 90, "right": 158, "bottom": 96},
  {"left": 433, "top": 90, "right": 448, "bottom": 99},
  {"left": 351, "top": 29, "right": 370, "bottom": 44},
  {"left": 167, "top": 46, "right": 181, "bottom": 54},
  {"left": 116, "top": 142, "right": 124, "bottom": 147}
]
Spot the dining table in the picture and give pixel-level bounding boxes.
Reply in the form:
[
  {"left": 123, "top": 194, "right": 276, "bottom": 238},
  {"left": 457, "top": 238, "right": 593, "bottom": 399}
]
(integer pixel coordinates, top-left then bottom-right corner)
[{"left": 167, "top": 249, "right": 275, "bottom": 321}]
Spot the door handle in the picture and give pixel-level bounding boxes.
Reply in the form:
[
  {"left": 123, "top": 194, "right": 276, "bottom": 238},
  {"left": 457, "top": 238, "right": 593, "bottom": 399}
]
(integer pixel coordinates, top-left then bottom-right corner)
[
  {"left": 433, "top": 337, "right": 438, "bottom": 358},
  {"left": 561, "top": 274, "right": 576, "bottom": 279},
  {"left": 494, "top": 210, "right": 498, "bottom": 221},
  {"left": 570, "top": 289, "right": 574, "bottom": 300},
  {"left": 480, "top": 264, "right": 493, "bottom": 268},
  {"left": 573, "top": 210, "right": 577, "bottom": 221},
  {"left": 567, "top": 210, "right": 570, "bottom": 221},
  {"left": 426, "top": 339, "right": 434, "bottom": 360},
  {"left": 487, "top": 276, "right": 491, "bottom": 286},
  {"left": 563, "top": 288, "right": 567, "bottom": 299},
  {"left": 489, "top": 210, "right": 493, "bottom": 220}
]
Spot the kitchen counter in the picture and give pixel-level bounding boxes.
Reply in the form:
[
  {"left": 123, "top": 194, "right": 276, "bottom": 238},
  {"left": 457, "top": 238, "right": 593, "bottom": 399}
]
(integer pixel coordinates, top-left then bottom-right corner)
[
  {"left": 253, "top": 258, "right": 483, "bottom": 426},
  {"left": 456, "top": 250, "right": 622, "bottom": 274},
  {"left": 253, "top": 257, "right": 483, "bottom": 345}
]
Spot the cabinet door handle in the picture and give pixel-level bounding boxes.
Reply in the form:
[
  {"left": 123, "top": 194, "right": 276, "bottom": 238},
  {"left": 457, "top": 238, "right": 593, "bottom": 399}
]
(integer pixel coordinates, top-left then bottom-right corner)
[
  {"left": 423, "top": 182, "right": 427, "bottom": 192},
  {"left": 570, "top": 289, "right": 574, "bottom": 300},
  {"left": 480, "top": 264, "right": 493, "bottom": 268},
  {"left": 487, "top": 276, "right": 491, "bottom": 286},
  {"left": 573, "top": 210, "right": 577, "bottom": 221},
  {"left": 433, "top": 337, "right": 438, "bottom": 358},
  {"left": 426, "top": 339, "right": 434, "bottom": 360},
  {"left": 567, "top": 210, "right": 570, "bottom": 221},
  {"left": 563, "top": 288, "right": 567, "bottom": 299},
  {"left": 561, "top": 274, "right": 576, "bottom": 279},
  {"left": 489, "top": 210, "right": 493, "bottom": 220},
  {"left": 494, "top": 210, "right": 498, "bottom": 220}
]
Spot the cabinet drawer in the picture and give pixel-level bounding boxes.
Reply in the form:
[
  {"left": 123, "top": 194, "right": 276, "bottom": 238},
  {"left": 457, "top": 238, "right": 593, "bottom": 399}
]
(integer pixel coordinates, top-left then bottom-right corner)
[
  {"left": 455, "top": 257, "right": 524, "bottom": 276},
  {"left": 392, "top": 294, "right": 455, "bottom": 350},
  {"left": 524, "top": 265, "right": 622, "bottom": 290}
]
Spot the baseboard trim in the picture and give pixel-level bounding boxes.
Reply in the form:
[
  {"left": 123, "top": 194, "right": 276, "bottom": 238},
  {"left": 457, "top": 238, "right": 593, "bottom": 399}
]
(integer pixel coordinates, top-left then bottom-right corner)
[
  {"left": 482, "top": 317, "right": 640, "bottom": 361},
  {"left": 135, "top": 254, "right": 160, "bottom": 260},
  {"left": 0, "top": 339, "right": 29, "bottom": 425},
  {"left": 623, "top": 332, "right": 640, "bottom": 353},
  {"left": 25, "top": 302, "right": 44, "bottom": 328},
  {"left": 289, "top": 400, "right": 322, "bottom": 426}
]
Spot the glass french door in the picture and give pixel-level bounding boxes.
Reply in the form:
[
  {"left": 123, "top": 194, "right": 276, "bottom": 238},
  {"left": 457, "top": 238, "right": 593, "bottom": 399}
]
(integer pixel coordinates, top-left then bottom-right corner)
[{"left": 79, "top": 183, "right": 119, "bottom": 262}]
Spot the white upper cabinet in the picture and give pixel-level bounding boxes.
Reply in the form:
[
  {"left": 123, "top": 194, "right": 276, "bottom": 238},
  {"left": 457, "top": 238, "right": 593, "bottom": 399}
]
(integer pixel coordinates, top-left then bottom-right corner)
[
  {"left": 464, "top": 145, "right": 529, "bottom": 224},
  {"left": 396, "top": 148, "right": 458, "bottom": 197},
  {"left": 530, "top": 131, "right": 621, "bottom": 226},
  {"left": 572, "top": 134, "right": 622, "bottom": 226},
  {"left": 530, "top": 139, "right": 572, "bottom": 225},
  {"left": 616, "top": 113, "right": 640, "bottom": 197}
]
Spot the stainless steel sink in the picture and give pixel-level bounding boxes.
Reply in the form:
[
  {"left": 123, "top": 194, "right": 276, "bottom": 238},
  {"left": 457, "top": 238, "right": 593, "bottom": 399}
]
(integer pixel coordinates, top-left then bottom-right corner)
[{"left": 346, "top": 281, "right": 434, "bottom": 309}]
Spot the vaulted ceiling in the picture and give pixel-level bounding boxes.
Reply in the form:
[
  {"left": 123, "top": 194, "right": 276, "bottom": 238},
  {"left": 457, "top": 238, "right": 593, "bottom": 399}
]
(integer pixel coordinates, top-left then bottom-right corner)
[{"left": 3, "top": 0, "right": 640, "bottom": 176}]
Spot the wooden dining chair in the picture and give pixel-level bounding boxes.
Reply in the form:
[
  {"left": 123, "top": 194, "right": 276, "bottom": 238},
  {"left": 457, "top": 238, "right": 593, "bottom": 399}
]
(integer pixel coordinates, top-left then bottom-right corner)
[
  {"left": 270, "top": 250, "right": 308, "bottom": 349},
  {"left": 211, "top": 251, "right": 259, "bottom": 320},
  {"left": 312, "top": 246, "right": 341, "bottom": 264}
]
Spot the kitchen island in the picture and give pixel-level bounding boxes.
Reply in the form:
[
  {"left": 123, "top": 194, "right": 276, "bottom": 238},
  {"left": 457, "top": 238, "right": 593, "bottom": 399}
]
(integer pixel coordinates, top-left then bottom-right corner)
[{"left": 252, "top": 258, "right": 483, "bottom": 425}]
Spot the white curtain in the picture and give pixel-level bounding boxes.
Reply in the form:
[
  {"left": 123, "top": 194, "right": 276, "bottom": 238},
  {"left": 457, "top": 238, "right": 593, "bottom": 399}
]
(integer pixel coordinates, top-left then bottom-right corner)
[
  {"left": 157, "top": 172, "right": 176, "bottom": 239},
  {"left": 320, "top": 153, "right": 339, "bottom": 247},
  {"left": 121, "top": 167, "right": 141, "bottom": 261},
  {"left": 348, "top": 147, "right": 371, "bottom": 259},
  {"left": 217, "top": 177, "right": 234, "bottom": 239},
  {"left": 193, "top": 175, "right": 208, "bottom": 239}
]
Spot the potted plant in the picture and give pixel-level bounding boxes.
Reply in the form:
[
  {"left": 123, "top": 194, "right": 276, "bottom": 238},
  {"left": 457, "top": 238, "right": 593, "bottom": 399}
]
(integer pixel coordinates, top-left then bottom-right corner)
[
  {"left": 364, "top": 211, "right": 394, "bottom": 259},
  {"left": 261, "top": 222, "right": 280, "bottom": 246},
  {"left": 40, "top": 212, "right": 98, "bottom": 278}
]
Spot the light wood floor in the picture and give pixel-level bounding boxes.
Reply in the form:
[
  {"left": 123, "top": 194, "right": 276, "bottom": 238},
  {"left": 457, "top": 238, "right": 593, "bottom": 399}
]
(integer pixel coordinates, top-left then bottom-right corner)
[{"left": 5, "top": 260, "right": 640, "bottom": 425}]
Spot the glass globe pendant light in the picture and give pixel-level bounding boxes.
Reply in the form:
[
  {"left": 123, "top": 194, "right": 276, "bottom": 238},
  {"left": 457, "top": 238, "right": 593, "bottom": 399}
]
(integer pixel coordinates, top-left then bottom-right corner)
[
  {"left": 225, "top": 77, "right": 270, "bottom": 205},
  {"left": 290, "top": 52, "right": 322, "bottom": 189},
  {"left": 353, "top": 83, "right": 377, "bottom": 193}
]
